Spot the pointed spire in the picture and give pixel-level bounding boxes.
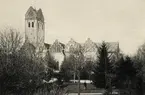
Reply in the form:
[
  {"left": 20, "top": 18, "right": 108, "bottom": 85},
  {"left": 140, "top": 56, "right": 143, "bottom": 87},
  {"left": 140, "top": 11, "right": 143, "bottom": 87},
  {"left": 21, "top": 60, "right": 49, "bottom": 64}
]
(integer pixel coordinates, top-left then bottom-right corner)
[
  {"left": 25, "top": 6, "right": 37, "bottom": 19},
  {"left": 37, "top": 8, "right": 44, "bottom": 22}
]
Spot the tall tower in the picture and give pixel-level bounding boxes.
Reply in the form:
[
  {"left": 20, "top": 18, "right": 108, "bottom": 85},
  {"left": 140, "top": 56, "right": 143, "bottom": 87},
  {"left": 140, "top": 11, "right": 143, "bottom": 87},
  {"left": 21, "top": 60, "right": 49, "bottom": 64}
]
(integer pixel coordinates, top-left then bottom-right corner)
[{"left": 25, "top": 6, "right": 45, "bottom": 47}]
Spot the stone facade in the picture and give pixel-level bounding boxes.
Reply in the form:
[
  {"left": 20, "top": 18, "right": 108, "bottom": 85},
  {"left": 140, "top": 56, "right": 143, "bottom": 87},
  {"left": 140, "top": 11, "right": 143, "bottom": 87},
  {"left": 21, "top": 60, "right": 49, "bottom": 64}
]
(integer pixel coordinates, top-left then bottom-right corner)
[{"left": 25, "top": 6, "right": 45, "bottom": 47}]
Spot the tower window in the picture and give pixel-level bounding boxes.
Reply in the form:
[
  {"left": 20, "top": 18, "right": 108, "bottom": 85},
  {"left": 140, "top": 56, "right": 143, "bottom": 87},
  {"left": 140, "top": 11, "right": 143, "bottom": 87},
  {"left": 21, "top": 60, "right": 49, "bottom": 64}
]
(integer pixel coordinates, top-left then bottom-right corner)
[
  {"left": 32, "top": 22, "right": 34, "bottom": 27},
  {"left": 28, "top": 22, "right": 30, "bottom": 27}
]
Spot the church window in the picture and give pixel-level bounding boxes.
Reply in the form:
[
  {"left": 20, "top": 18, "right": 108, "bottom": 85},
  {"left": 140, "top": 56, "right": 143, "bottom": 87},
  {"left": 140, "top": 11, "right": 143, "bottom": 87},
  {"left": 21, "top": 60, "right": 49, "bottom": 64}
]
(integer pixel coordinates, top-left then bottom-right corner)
[
  {"left": 32, "top": 22, "right": 34, "bottom": 27},
  {"left": 28, "top": 22, "right": 30, "bottom": 27}
]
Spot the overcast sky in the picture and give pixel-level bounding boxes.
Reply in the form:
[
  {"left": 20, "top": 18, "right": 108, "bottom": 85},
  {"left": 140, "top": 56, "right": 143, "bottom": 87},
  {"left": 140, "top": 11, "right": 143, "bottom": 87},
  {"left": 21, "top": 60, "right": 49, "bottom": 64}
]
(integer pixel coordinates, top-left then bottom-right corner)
[{"left": 1, "top": 0, "right": 145, "bottom": 55}]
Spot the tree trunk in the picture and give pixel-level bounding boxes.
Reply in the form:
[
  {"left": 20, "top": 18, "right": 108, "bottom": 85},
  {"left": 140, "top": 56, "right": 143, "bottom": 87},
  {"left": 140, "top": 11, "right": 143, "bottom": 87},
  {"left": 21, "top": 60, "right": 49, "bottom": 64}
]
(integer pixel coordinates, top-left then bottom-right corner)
[
  {"left": 78, "top": 71, "right": 80, "bottom": 95},
  {"left": 141, "top": 76, "right": 144, "bottom": 95},
  {"left": 74, "top": 72, "right": 76, "bottom": 83},
  {"left": 127, "top": 78, "right": 131, "bottom": 95}
]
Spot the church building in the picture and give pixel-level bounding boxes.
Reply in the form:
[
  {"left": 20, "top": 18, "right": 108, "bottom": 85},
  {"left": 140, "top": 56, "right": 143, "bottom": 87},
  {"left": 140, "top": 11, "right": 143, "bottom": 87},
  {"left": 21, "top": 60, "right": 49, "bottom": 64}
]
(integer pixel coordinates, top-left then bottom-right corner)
[{"left": 23, "top": 6, "right": 120, "bottom": 69}]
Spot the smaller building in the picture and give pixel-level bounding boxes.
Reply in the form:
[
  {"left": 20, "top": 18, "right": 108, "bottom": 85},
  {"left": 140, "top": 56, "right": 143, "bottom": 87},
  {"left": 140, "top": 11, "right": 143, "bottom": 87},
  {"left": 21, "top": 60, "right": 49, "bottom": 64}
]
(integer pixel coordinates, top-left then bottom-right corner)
[
  {"left": 82, "top": 38, "right": 98, "bottom": 62},
  {"left": 49, "top": 39, "right": 65, "bottom": 70},
  {"left": 65, "top": 38, "right": 82, "bottom": 56}
]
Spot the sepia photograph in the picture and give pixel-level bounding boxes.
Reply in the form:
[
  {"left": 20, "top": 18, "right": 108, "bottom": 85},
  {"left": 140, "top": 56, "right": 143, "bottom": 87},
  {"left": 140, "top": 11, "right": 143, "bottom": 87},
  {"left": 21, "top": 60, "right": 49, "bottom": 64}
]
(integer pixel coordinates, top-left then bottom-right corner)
[{"left": 0, "top": 0, "right": 145, "bottom": 95}]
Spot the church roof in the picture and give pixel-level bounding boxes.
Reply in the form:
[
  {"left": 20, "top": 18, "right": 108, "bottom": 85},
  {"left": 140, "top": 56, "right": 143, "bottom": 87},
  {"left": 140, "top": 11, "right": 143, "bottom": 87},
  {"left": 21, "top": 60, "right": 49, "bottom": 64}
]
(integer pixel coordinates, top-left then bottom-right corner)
[
  {"left": 37, "top": 9, "right": 44, "bottom": 22},
  {"left": 82, "top": 38, "right": 97, "bottom": 52},
  {"left": 51, "top": 39, "right": 65, "bottom": 49},
  {"left": 25, "top": 6, "right": 44, "bottom": 22},
  {"left": 49, "top": 40, "right": 65, "bottom": 53},
  {"left": 65, "top": 38, "right": 82, "bottom": 53}
]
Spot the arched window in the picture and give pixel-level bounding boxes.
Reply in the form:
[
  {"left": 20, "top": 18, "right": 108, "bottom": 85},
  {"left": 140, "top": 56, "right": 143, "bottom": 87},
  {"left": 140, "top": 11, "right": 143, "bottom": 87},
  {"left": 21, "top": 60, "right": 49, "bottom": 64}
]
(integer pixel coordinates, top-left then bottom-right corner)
[
  {"left": 28, "top": 22, "right": 30, "bottom": 27},
  {"left": 32, "top": 22, "right": 34, "bottom": 27}
]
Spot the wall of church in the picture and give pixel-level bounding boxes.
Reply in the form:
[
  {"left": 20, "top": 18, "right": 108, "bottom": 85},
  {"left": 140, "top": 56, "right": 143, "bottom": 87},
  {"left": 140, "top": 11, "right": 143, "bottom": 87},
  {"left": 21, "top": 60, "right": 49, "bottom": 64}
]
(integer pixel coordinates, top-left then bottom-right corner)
[
  {"left": 25, "top": 19, "right": 38, "bottom": 46},
  {"left": 24, "top": 7, "right": 120, "bottom": 71},
  {"left": 37, "top": 20, "right": 45, "bottom": 46}
]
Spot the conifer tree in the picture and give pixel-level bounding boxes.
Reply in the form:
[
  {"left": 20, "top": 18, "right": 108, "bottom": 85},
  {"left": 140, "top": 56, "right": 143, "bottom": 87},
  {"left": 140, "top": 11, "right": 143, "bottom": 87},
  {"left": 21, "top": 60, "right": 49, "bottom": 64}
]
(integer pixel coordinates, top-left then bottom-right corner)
[
  {"left": 116, "top": 56, "right": 137, "bottom": 89},
  {"left": 92, "top": 41, "right": 112, "bottom": 88}
]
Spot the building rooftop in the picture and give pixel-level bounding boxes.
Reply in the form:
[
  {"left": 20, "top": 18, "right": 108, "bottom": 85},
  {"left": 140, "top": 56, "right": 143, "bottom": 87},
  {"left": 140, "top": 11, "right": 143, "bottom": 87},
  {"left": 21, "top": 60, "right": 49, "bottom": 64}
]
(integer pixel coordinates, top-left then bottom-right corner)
[{"left": 25, "top": 6, "right": 44, "bottom": 22}]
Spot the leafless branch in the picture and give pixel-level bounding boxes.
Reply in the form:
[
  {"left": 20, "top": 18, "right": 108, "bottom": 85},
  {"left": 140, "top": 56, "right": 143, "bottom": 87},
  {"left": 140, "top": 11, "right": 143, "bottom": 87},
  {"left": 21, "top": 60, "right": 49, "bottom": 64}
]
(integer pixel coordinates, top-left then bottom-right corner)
[{"left": 0, "top": 27, "right": 23, "bottom": 54}]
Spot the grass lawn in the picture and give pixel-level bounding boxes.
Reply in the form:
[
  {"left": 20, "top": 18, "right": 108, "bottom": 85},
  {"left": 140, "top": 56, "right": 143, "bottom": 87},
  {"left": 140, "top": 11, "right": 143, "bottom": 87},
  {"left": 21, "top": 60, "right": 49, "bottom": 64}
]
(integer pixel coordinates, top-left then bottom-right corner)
[{"left": 64, "top": 83, "right": 105, "bottom": 93}]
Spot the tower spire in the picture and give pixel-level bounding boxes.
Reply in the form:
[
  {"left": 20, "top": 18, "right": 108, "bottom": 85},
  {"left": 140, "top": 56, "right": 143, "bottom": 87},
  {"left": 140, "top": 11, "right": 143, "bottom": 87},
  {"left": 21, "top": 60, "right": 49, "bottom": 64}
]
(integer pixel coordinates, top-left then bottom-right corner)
[{"left": 25, "top": 6, "right": 45, "bottom": 47}]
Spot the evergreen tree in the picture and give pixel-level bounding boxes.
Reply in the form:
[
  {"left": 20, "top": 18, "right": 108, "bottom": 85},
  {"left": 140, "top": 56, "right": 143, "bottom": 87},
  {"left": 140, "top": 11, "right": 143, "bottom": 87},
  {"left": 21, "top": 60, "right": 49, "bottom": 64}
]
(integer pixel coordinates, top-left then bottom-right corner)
[
  {"left": 92, "top": 41, "right": 112, "bottom": 88},
  {"left": 116, "top": 56, "right": 137, "bottom": 89},
  {"left": 114, "top": 56, "right": 125, "bottom": 88},
  {"left": 133, "top": 56, "right": 144, "bottom": 95}
]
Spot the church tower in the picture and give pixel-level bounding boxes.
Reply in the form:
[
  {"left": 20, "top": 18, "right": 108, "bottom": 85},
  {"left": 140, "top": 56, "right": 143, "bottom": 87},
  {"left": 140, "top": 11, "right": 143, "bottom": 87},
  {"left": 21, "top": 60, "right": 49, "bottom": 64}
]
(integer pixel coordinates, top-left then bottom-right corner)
[{"left": 25, "top": 6, "right": 45, "bottom": 47}]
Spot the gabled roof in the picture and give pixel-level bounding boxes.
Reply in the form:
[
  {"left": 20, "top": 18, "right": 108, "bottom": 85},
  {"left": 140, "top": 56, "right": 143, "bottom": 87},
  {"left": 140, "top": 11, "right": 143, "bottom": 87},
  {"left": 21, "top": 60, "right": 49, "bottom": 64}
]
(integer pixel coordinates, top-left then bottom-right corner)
[
  {"left": 66, "top": 38, "right": 82, "bottom": 51},
  {"left": 25, "top": 6, "right": 44, "bottom": 22},
  {"left": 37, "top": 9, "right": 44, "bottom": 22},
  {"left": 25, "top": 6, "right": 37, "bottom": 20},
  {"left": 49, "top": 40, "right": 65, "bottom": 53},
  {"left": 51, "top": 39, "right": 65, "bottom": 49},
  {"left": 82, "top": 38, "right": 97, "bottom": 52}
]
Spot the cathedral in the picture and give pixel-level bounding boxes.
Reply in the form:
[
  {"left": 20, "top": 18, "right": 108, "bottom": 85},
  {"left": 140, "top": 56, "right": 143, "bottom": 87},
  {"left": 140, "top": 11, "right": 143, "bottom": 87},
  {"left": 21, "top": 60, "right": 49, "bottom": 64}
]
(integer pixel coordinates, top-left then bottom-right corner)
[{"left": 24, "top": 6, "right": 120, "bottom": 68}]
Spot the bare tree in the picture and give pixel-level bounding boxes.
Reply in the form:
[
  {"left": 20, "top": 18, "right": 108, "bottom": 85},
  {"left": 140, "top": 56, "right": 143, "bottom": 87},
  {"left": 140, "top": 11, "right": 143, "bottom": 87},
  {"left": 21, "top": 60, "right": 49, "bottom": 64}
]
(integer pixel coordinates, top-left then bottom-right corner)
[
  {"left": 133, "top": 43, "right": 145, "bottom": 95},
  {"left": 0, "top": 27, "right": 23, "bottom": 54},
  {"left": 0, "top": 27, "right": 52, "bottom": 95},
  {"left": 70, "top": 48, "right": 85, "bottom": 95}
]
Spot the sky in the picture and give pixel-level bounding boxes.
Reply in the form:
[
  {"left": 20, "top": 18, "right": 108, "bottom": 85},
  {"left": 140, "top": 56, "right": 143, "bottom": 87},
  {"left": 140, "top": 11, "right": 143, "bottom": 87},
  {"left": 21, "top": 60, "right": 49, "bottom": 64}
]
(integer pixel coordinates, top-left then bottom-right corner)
[{"left": 0, "top": 0, "right": 145, "bottom": 55}]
